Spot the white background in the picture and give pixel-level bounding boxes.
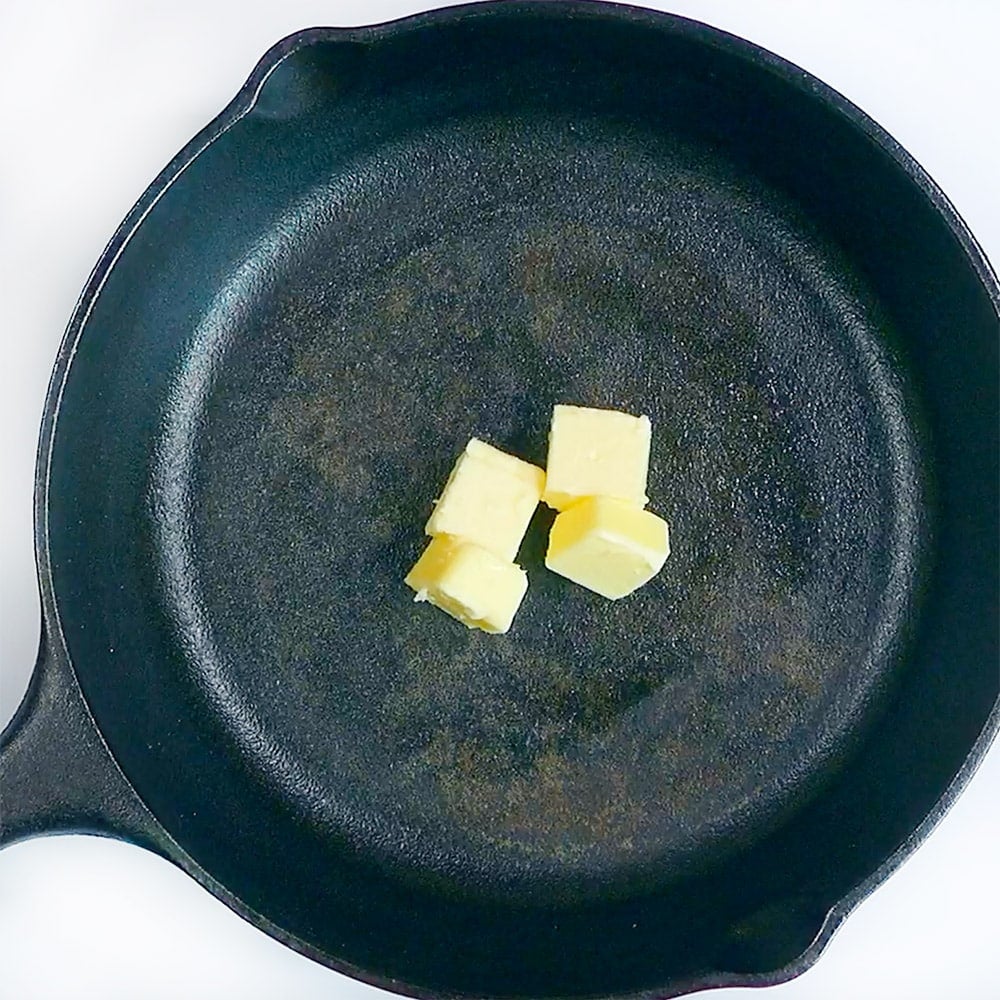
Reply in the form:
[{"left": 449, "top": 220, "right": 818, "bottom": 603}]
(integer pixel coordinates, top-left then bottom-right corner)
[{"left": 1, "top": 2, "right": 997, "bottom": 998}]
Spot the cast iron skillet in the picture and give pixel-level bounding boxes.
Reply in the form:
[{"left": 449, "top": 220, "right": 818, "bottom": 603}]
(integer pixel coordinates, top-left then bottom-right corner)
[{"left": 1, "top": 3, "right": 997, "bottom": 997}]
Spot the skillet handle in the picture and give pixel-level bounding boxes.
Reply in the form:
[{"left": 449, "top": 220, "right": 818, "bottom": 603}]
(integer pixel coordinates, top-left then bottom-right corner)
[{"left": 0, "top": 628, "right": 163, "bottom": 851}]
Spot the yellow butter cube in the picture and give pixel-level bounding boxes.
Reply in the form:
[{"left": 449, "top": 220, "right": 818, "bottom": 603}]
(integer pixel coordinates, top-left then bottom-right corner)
[
  {"left": 425, "top": 438, "right": 545, "bottom": 562},
  {"left": 542, "top": 404, "right": 652, "bottom": 511},
  {"left": 405, "top": 535, "right": 529, "bottom": 634},
  {"left": 545, "top": 496, "right": 670, "bottom": 600}
]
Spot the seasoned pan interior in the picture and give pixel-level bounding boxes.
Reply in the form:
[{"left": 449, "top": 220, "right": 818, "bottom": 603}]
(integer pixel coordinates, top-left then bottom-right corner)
[{"left": 152, "top": 115, "right": 920, "bottom": 890}]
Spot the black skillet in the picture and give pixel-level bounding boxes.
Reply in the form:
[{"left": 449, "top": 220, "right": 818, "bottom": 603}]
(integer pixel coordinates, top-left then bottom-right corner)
[{"left": 1, "top": 3, "right": 997, "bottom": 997}]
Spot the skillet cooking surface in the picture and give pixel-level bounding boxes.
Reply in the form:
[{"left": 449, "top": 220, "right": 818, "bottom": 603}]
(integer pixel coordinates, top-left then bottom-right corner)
[
  {"left": 153, "top": 118, "right": 918, "bottom": 892},
  {"left": 39, "top": 5, "right": 996, "bottom": 996}
]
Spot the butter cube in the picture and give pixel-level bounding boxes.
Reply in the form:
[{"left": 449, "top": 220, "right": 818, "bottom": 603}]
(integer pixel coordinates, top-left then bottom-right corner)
[
  {"left": 545, "top": 496, "right": 670, "bottom": 600},
  {"left": 542, "top": 405, "right": 652, "bottom": 511},
  {"left": 405, "top": 535, "right": 529, "bottom": 633},
  {"left": 425, "top": 438, "right": 545, "bottom": 562}
]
